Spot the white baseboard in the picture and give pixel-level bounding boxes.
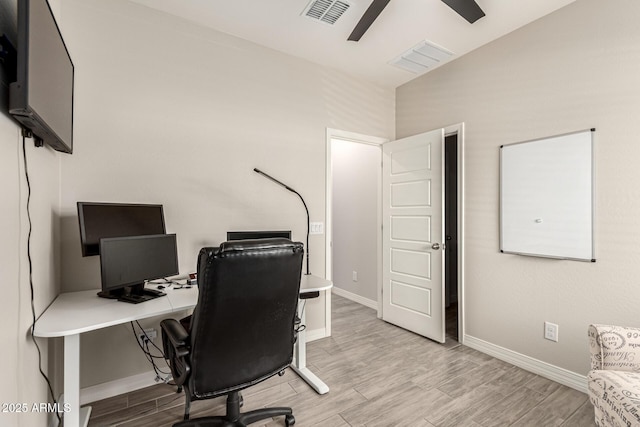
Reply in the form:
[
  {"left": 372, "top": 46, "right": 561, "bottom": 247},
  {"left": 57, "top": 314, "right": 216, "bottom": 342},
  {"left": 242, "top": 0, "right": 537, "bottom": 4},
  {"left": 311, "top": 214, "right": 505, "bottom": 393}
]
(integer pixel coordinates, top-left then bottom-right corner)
[
  {"left": 463, "top": 334, "right": 588, "bottom": 394},
  {"left": 331, "top": 287, "right": 377, "bottom": 310},
  {"left": 80, "top": 370, "right": 162, "bottom": 405},
  {"left": 306, "top": 327, "right": 327, "bottom": 342}
]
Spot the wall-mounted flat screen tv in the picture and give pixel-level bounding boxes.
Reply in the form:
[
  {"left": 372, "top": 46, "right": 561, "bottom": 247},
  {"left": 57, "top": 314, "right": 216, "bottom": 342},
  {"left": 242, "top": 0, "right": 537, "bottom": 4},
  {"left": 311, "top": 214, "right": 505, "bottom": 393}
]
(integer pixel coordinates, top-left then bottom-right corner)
[{"left": 9, "top": 0, "right": 74, "bottom": 154}]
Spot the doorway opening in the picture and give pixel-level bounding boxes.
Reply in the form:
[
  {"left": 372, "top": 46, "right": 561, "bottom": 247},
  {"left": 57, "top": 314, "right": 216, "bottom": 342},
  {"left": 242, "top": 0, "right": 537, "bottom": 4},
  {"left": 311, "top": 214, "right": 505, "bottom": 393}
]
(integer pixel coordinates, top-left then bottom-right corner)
[
  {"left": 329, "top": 137, "right": 382, "bottom": 308},
  {"left": 445, "top": 133, "right": 459, "bottom": 342}
]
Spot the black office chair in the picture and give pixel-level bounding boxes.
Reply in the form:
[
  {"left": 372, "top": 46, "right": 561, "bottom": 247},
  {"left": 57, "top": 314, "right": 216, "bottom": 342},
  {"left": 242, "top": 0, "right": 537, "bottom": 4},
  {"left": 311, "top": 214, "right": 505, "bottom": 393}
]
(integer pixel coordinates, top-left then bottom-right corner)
[{"left": 161, "top": 238, "right": 303, "bottom": 427}]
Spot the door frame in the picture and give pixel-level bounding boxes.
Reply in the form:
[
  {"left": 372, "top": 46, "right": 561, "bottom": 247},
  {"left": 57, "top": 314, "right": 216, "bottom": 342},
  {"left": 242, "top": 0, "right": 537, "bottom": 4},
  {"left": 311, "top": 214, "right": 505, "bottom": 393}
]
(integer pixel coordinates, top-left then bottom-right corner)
[{"left": 325, "top": 124, "right": 465, "bottom": 343}]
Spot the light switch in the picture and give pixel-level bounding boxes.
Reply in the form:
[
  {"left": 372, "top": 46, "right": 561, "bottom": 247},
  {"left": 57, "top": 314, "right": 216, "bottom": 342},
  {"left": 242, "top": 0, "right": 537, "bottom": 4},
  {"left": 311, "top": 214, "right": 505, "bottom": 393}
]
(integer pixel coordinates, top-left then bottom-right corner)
[{"left": 310, "top": 222, "right": 324, "bottom": 235}]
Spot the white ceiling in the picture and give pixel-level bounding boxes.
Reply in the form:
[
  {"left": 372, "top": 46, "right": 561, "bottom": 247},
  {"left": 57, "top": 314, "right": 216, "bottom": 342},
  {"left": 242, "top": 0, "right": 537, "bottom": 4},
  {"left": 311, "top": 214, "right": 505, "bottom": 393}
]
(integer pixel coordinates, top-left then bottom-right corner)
[{"left": 129, "top": 0, "right": 576, "bottom": 88}]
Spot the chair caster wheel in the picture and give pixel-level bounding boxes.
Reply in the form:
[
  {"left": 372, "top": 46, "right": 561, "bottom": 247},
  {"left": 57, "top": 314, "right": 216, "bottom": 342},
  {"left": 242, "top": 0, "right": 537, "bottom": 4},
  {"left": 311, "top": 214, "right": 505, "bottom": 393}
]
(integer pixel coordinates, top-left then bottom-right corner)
[{"left": 285, "top": 414, "right": 295, "bottom": 426}]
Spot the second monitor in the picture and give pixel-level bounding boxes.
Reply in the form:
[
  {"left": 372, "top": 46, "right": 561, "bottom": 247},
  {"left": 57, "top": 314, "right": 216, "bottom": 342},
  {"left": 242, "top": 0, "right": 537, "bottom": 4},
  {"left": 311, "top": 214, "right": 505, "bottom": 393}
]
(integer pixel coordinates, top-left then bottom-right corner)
[{"left": 77, "top": 202, "right": 166, "bottom": 257}]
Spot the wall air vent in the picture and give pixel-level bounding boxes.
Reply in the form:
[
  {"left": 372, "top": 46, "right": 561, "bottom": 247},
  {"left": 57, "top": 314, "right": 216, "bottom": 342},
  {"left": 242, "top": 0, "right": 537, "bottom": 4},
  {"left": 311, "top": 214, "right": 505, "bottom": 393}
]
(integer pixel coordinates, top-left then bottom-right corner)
[
  {"left": 303, "top": 0, "right": 350, "bottom": 25},
  {"left": 389, "top": 40, "right": 454, "bottom": 74}
]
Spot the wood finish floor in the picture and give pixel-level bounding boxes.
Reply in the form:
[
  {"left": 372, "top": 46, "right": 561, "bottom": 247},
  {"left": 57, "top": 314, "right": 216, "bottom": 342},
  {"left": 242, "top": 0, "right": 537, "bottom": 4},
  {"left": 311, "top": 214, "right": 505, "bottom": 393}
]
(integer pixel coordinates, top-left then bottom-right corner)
[{"left": 87, "top": 295, "right": 596, "bottom": 426}]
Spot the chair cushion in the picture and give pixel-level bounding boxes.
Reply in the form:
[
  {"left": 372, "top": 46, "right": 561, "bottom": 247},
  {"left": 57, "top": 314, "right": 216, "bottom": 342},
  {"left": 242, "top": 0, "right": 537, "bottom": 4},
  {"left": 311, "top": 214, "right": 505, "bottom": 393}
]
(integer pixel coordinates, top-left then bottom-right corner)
[
  {"left": 589, "top": 324, "right": 640, "bottom": 372},
  {"left": 588, "top": 369, "right": 640, "bottom": 426}
]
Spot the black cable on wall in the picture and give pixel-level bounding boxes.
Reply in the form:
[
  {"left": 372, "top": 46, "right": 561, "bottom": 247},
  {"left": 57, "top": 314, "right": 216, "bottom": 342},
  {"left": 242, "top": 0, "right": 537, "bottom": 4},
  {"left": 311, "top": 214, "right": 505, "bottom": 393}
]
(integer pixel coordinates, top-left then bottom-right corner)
[{"left": 22, "top": 133, "right": 61, "bottom": 423}]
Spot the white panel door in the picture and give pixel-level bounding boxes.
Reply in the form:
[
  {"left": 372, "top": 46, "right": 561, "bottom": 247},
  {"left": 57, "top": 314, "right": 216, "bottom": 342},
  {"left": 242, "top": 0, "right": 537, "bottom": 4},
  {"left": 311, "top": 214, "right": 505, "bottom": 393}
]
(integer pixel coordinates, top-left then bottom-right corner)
[{"left": 382, "top": 129, "right": 445, "bottom": 342}]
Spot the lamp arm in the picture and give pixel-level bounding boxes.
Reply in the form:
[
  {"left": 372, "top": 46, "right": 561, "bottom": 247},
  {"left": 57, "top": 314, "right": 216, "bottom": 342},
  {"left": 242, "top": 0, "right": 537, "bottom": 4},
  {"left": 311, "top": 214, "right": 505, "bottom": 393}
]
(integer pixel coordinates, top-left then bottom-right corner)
[
  {"left": 290, "top": 189, "right": 310, "bottom": 276},
  {"left": 253, "top": 168, "right": 295, "bottom": 192},
  {"left": 254, "top": 168, "right": 311, "bottom": 275}
]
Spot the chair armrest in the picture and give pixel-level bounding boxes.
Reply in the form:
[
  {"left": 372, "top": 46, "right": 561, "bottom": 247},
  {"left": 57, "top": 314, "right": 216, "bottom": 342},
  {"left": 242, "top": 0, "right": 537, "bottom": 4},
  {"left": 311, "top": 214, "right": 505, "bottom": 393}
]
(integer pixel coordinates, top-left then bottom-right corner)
[
  {"left": 161, "top": 319, "right": 190, "bottom": 355},
  {"left": 589, "top": 324, "right": 640, "bottom": 372},
  {"left": 161, "top": 319, "right": 191, "bottom": 385}
]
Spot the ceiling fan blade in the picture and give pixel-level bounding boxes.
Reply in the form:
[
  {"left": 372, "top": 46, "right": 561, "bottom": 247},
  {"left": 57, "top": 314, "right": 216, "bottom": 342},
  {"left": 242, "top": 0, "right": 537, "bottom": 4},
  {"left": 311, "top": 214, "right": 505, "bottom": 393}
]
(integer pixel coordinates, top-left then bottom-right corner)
[
  {"left": 347, "top": 0, "right": 391, "bottom": 42},
  {"left": 441, "top": 0, "right": 485, "bottom": 24}
]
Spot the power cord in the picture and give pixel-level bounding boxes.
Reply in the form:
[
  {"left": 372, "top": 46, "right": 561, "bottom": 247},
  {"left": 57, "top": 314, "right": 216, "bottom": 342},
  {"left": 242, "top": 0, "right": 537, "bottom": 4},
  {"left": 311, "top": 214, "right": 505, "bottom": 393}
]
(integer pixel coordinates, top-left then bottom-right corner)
[
  {"left": 23, "top": 134, "right": 61, "bottom": 424},
  {"left": 130, "top": 321, "right": 174, "bottom": 385},
  {"left": 295, "top": 300, "right": 307, "bottom": 333},
  {"left": 147, "top": 277, "right": 191, "bottom": 289}
]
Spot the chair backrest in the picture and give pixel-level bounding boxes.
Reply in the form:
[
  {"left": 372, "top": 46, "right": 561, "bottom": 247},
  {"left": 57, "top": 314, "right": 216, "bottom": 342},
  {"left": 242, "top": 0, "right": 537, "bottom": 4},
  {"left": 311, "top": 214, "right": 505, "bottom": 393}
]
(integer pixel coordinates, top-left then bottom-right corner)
[{"left": 188, "top": 238, "right": 304, "bottom": 399}]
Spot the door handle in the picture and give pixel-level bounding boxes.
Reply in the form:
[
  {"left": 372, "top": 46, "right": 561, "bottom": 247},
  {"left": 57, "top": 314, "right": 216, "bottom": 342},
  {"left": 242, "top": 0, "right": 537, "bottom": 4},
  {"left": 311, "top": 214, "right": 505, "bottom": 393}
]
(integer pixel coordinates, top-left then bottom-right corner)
[{"left": 431, "top": 243, "right": 441, "bottom": 250}]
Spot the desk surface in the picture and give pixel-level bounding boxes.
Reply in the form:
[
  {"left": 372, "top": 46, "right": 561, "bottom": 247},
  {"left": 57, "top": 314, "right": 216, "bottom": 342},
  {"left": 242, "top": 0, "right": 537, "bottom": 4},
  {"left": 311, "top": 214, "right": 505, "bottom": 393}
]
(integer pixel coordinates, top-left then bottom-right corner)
[{"left": 34, "top": 275, "right": 331, "bottom": 338}]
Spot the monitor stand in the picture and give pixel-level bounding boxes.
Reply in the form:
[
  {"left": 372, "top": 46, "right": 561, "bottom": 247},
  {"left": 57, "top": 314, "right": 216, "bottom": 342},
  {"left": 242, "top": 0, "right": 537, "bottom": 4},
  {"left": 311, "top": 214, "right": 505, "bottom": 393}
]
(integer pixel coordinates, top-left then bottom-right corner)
[{"left": 97, "top": 283, "right": 166, "bottom": 304}]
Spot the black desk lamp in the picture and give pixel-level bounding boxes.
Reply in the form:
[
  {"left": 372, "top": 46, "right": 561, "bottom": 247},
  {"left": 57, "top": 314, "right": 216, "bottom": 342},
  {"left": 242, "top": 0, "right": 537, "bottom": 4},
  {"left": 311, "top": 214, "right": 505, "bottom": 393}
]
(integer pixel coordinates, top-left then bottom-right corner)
[{"left": 254, "top": 168, "right": 310, "bottom": 275}]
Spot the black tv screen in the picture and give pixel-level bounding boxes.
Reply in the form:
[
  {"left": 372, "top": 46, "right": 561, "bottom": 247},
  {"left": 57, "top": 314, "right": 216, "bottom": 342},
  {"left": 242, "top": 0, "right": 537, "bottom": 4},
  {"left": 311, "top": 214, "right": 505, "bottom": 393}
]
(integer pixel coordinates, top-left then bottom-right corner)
[
  {"left": 77, "top": 202, "right": 166, "bottom": 257},
  {"left": 9, "top": 0, "right": 74, "bottom": 153}
]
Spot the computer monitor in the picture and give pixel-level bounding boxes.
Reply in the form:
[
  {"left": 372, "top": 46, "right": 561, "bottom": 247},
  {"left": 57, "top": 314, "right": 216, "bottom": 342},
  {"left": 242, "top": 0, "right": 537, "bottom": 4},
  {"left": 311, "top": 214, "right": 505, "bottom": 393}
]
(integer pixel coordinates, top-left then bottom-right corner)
[
  {"left": 227, "top": 230, "right": 291, "bottom": 241},
  {"left": 77, "top": 202, "right": 166, "bottom": 256},
  {"left": 99, "top": 234, "right": 178, "bottom": 303}
]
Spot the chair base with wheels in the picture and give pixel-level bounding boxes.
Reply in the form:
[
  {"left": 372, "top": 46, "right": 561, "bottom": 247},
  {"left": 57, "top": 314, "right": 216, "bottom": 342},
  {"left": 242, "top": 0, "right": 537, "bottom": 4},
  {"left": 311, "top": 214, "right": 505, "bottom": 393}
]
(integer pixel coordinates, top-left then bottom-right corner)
[{"left": 172, "top": 391, "right": 295, "bottom": 427}]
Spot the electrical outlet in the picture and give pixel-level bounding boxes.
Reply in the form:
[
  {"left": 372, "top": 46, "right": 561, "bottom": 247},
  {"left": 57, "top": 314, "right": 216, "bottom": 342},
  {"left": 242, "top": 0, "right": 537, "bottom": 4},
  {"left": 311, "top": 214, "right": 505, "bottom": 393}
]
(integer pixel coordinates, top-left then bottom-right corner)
[
  {"left": 138, "top": 328, "right": 157, "bottom": 346},
  {"left": 544, "top": 322, "right": 558, "bottom": 342},
  {"left": 352, "top": 271, "right": 358, "bottom": 282}
]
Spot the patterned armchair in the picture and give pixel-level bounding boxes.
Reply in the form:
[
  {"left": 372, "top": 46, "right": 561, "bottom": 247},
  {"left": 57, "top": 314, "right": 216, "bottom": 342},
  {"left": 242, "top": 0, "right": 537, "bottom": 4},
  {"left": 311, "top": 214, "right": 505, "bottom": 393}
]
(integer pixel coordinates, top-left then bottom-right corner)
[{"left": 587, "top": 324, "right": 640, "bottom": 427}]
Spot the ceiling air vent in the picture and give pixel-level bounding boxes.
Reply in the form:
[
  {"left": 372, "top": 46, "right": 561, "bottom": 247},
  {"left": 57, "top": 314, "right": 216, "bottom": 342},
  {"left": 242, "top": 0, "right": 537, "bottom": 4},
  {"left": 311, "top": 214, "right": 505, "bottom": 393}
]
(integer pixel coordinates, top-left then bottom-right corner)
[
  {"left": 303, "top": 0, "right": 350, "bottom": 25},
  {"left": 389, "top": 40, "right": 454, "bottom": 74}
]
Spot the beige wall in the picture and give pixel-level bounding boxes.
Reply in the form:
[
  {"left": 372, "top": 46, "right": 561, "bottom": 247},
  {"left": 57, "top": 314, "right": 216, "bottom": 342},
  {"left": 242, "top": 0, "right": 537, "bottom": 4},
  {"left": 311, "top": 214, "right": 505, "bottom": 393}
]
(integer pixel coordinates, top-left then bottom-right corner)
[
  {"left": 1, "top": 2, "right": 62, "bottom": 425},
  {"left": 331, "top": 139, "right": 381, "bottom": 303},
  {"left": 397, "top": 0, "right": 640, "bottom": 376},
  {"left": 55, "top": 0, "right": 394, "bottom": 389},
  {"left": 0, "top": 120, "right": 61, "bottom": 427}
]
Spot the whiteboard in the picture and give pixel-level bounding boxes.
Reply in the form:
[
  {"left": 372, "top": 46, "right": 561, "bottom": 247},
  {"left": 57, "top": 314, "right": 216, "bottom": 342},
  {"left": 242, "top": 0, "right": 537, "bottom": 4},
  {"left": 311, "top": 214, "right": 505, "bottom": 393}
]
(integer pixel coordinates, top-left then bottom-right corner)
[{"left": 500, "top": 129, "right": 595, "bottom": 261}]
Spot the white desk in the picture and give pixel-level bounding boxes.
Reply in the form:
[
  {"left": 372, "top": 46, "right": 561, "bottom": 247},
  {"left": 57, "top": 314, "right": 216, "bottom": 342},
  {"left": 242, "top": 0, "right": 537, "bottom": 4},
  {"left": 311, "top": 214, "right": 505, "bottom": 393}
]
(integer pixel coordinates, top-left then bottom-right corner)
[
  {"left": 33, "top": 275, "right": 332, "bottom": 427},
  {"left": 291, "top": 275, "right": 332, "bottom": 396}
]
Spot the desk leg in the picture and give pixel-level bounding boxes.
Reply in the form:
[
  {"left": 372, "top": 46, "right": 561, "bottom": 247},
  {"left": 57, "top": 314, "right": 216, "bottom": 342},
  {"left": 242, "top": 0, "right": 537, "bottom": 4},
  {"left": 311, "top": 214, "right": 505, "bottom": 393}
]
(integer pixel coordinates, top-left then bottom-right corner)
[
  {"left": 64, "top": 334, "right": 91, "bottom": 427},
  {"left": 291, "top": 303, "right": 329, "bottom": 395}
]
